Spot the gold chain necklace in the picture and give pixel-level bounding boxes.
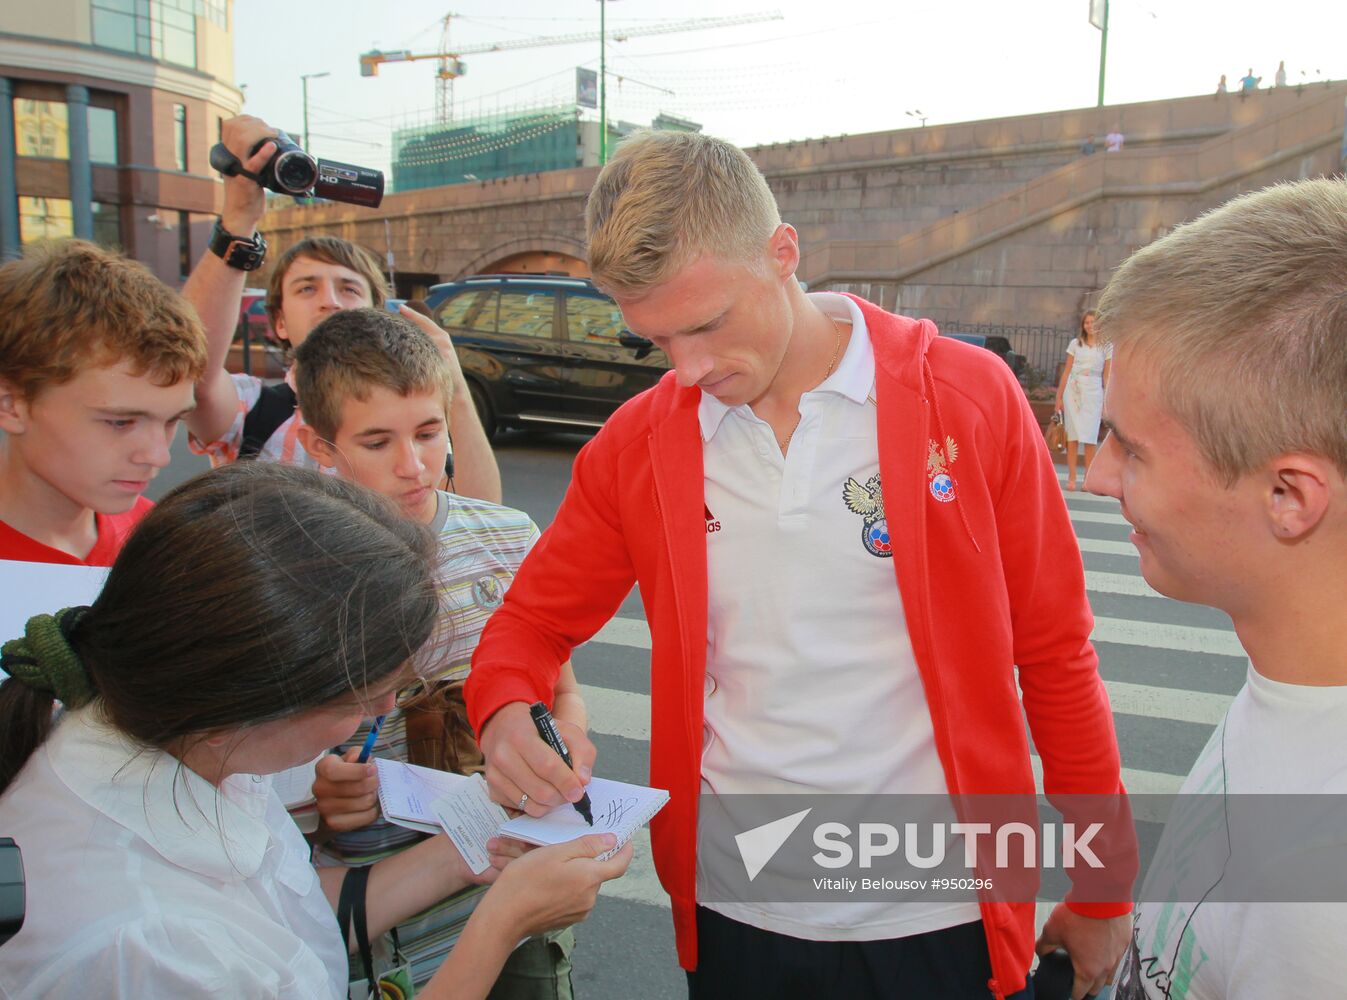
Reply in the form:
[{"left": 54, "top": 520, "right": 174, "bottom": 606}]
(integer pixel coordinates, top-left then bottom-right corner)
[{"left": 778, "top": 315, "right": 844, "bottom": 452}]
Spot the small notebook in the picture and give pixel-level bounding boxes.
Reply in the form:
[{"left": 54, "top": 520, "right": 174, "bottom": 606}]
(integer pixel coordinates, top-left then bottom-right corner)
[
  {"left": 376, "top": 757, "right": 472, "bottom": 834},
  {"left": 500, "top": 776, "right": 669, "bottom": 857},
  {"left": 433, "top": 774, "right": 669, "bottom": 872}
]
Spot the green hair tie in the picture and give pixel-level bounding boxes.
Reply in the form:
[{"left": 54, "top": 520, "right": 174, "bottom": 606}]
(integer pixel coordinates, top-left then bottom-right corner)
[{"left": 2, "top": 607, "right": 94, "bottom": 708}]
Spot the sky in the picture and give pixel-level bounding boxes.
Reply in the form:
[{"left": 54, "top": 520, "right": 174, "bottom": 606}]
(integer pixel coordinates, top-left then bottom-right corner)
[{"left": 233, "top": 0, "right": 1346, "bottom": 179}]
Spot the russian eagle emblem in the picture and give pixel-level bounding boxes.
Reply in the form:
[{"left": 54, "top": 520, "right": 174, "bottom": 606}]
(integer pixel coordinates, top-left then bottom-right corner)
[
  {"left": 842, "top": 474, "right": 892, "bottom": 557},
  {"left": 927, "top": 436, "right": 959, "bottom": 503}
]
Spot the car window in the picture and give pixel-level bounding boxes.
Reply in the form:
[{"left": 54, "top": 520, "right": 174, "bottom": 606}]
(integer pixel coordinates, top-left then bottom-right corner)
[
  {"left": 437, "top": 289, "right": 496, "bottom": 332},
  {"left": 565, "top": 294, "right": 626, "bottom": 344},
  {"left": 497, "top": 289, "right": 557, "bottom": 340}
]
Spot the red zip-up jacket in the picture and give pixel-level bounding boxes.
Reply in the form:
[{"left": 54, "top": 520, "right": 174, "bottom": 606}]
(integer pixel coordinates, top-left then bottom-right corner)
[{"left": 467, "top": 298, "right": 1132, "bottom": 997}]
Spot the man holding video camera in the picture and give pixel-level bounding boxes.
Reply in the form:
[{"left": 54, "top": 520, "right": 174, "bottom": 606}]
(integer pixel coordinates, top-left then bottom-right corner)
[{"left": 182, "top": 115, "right": 501, "bottom": 502}]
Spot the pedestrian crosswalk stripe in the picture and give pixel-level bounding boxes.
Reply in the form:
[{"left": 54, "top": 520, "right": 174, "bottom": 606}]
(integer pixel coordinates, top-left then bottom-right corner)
[
  {"left": 1064, "top": 491, "right": 1123, "bottom": 506},
  {"left": 1084, "top": 570, "right": 1160, "bottom": 599},
  {"left": 1092, "top": 615, "right": 1244, "bottom": 657},
  {"left": 598, "top": 827, "right": 669, "bottom": 907},
  {"left": 1102, "top": 679, "right": 1231, "bottom": 726},
  {"left": 1070, "top": 509, "right": 1132, "bottom": 527},
  {"left": 593, "top": 616, "right": 655, "bottom": 649},
  {"left": 1078, "top": 538, "right": 1138, "bottom": 557}
]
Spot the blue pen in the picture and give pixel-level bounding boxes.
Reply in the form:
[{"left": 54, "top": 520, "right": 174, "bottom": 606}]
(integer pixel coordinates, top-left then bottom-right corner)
[{"left": 355, "top": 714, "right": 386, "bottom": 764}]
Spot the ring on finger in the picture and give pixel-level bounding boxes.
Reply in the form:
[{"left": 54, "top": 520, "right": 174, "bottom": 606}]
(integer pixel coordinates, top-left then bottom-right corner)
[{"left": 517, "top": 792, "right": 529, "bottom": 811}]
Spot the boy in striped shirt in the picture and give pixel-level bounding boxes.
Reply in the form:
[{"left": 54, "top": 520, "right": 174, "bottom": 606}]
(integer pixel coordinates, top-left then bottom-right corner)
[{"left": 293, "top": 307, "right": 588, "bottom": 996}]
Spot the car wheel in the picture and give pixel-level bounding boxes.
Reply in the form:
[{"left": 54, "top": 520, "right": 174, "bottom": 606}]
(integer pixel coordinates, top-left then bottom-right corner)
[{"left": 468, "top": 381, "right": 497, "bottom": 440}]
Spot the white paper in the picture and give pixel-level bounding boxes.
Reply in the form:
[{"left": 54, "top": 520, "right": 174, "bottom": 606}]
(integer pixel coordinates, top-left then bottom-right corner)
[
  {"left": 431, "top": 775, "right": 509, "bottom": 875},
  {"left": 0, "top": 561, "right": 110, "bottom": 680},
  {"left": 499, "top": 776, "right": 669, "bottom": 860},
  {"left": 375, "top": 757, "right": 471, "bottom": 833},
  {"left": 271, "top": 755, "right": 323, "bottom": 808}
]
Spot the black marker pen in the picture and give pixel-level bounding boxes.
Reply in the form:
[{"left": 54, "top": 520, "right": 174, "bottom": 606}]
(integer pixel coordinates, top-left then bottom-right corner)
[{"left": 529, "top": 701, "right": 594, "bottom": 826}]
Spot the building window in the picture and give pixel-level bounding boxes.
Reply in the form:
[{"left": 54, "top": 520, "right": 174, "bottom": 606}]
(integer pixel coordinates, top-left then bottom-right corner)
[
  {"left": 178, "top": 211, "right": 191, "bottom": 277},
  {"left": 89, "top": 106, "right": 119, "bottom": 165},
  {"left": 201, "top": 0, "right": 228, "bottom": 29},
  {"left": 91, "top": 0, "right": 137, "bottom": 54},
  {"left": 91, "top": 0, "right": 199, "bottom": 70},
  {"left": 173, "top": 104, "right": 187, "bottom": 171},
  {"left": 158, "top": 2, "right": 197, "bottom": 68},
  {"left": 92, "top": 202, "right": 122, "bottom": 248},
  {"left": 18, "top": 197, "right": 74, "bottom": 245},
  {"left": 13, "top": 100, "right": 69, "bottom": 160}
]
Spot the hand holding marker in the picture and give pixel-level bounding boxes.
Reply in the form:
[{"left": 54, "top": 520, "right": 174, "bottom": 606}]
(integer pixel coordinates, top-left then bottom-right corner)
[{"left": 529, "top": 701, "right": 594, "bottom": 826}]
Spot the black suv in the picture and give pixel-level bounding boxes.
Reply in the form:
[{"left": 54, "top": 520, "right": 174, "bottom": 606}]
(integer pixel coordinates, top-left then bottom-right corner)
[
  {"left": 425, "top": 275, "right": 668, "bottom": 437},
  {"left": 943, "top": 332, "right": 1027, "bottom": 378}
]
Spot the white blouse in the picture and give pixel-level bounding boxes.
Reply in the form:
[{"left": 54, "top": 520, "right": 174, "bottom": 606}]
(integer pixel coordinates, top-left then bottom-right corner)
[{"left": 0, "top": 708, "right": 348, "bottom": 999}]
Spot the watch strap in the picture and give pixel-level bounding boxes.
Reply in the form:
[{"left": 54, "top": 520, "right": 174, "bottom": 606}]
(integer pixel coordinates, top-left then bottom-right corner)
[{"left": 208, "top": 219, "right": 267, "bottom": 271}]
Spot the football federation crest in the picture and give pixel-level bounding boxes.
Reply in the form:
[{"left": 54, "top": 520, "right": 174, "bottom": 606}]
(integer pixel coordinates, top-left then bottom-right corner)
[
  {"left": 926, "top": 437, "right": 959, "bottom": 503},
  {"left": 842, "top": 474, "right": 892, "bottom": 558}
]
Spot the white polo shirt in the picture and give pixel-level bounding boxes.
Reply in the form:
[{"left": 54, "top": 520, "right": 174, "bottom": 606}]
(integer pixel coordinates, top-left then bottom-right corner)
[
  {"left": 696, "top": 293, "right": 981, "bottom": 940},
  {"left": 0, "top": 708, "right": 348, "bottom": 998}
]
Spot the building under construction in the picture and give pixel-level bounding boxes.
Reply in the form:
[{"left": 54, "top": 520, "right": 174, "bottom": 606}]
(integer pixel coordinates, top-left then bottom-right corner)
[{"left": 391, "top": 106, "right": 700, "bottom": 192}]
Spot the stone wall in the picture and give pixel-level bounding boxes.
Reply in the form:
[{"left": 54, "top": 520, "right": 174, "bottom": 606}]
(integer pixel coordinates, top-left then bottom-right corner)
[{"left": 259, "top": 84, "right": 1347, "bottom": 355}]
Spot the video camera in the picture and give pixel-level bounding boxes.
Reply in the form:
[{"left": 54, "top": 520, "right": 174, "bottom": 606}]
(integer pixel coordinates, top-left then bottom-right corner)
[
  {"left": 209, "top": 131, "right": 384, "bottom": 209},
  {"left": 0, "top": 838, "right": 24, "bottom": 946}
]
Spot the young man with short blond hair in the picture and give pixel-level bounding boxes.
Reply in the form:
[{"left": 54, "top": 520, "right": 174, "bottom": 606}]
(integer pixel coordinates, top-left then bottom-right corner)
[
  {"left": 1091, "top": 178, "right": 1347, "bottom": 1000},
  {"left": 467, "top": 129, "right": 1133, "bottom": 1000},
  {"left": 0, "top": 240, "right": 207, "bottom": 565}
]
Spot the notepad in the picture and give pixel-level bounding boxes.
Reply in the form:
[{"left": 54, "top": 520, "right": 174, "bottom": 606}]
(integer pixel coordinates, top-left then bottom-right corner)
[
  {"left": 433, "top": 774, "right": 668, "bottom": 870},
  {"left": 376, "top": 757, "right": 472, "bottom": 834},
  {"left": 500, "top": 777, "right": 668, "bottom": 857}
]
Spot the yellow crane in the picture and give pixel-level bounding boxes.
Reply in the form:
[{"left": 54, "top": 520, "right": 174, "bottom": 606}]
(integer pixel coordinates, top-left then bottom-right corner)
[{"left": 360, "top": 11, "right": 783, "bottom": 125}]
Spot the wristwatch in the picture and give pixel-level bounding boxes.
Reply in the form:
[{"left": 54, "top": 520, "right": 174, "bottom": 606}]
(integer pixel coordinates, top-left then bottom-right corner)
[{"left": 208, "top": 219, "right": 267, "bottom": 271}]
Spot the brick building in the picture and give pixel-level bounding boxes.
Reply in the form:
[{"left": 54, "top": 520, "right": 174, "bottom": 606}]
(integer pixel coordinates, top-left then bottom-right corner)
[{"left": 1, "top": 0, "right": 243, "bottom": 283}]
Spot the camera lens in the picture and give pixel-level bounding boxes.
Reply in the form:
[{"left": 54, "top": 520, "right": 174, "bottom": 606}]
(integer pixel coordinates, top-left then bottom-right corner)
[{"left": 273, "top": 150, "right": 317, "bottom": 194}]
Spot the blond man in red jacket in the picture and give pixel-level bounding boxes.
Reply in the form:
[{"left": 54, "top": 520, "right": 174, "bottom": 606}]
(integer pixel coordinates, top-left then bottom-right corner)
[{"left": 466, "top": 131, "right": 1132, "bottom": 1000}]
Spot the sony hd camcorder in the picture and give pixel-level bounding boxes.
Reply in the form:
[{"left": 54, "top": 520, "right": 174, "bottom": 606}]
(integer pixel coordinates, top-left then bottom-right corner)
[{"left": 209, "top": 131, "right": 384, "bottom": 209}]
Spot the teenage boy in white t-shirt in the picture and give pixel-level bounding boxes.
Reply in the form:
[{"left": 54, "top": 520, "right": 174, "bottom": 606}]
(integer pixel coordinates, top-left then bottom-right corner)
[{"left": 1085, "top": 178, "right": 1347, "bottom": 1000}]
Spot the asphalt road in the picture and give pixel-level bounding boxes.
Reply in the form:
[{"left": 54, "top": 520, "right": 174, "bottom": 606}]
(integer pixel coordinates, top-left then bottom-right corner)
[{"left": 153, "top": 429, "right": 1241, "bottom": 1000}]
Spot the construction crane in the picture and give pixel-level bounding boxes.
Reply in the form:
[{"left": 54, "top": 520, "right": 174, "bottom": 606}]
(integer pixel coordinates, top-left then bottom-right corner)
[{"left": 360, "top": 10, "right": 783, "bottom": 124}]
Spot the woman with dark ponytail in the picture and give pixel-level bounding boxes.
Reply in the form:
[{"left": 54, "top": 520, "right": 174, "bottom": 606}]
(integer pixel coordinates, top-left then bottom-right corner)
[{"left": 0, "top": 463, "right": 629, "bottom": 998}]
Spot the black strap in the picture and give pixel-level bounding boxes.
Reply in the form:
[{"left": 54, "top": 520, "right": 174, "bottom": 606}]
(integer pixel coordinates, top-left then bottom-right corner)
[
  {"left": 337, "top": 865, "right": 377, "bottom": 988},
  {"left": 240, "top": 382, "right": 298, "bottom": 459}
]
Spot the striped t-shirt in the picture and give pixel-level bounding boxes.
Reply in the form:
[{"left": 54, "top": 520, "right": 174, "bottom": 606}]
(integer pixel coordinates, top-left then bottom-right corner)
[{"left": 317, "top": 490, "right": 539, "bottom": 985}]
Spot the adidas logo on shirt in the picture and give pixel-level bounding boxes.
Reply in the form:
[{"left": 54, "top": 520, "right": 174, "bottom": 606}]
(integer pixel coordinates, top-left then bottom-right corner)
[{"left": 705, "top": 503, "right": 722, "bottom": 535}]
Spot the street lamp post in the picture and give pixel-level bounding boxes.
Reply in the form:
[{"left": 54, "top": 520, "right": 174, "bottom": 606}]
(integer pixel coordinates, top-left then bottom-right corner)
[
  {"left": 300, "top": 71, "right": 330, "bottom": 154},
  {"left": 1089, "top": 0, "right": 1109, "bottom": 107},
  {"left": 596, "top": 0, "right": 618, "bottom": 165}
]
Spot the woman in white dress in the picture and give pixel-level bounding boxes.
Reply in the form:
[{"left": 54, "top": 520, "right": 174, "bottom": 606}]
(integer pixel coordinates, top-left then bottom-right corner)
[
  {"left": 1054, "top": 310, "right": 1112, "bottom": 490},
  {"left": 0, "top": 463, "right": 630, "bottom": 1000}
]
